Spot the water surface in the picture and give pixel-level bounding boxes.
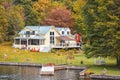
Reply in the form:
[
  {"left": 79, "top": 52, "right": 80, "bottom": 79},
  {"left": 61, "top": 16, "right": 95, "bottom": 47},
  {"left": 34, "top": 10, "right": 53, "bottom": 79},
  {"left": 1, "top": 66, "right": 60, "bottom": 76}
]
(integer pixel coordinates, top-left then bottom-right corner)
[{"left": 0, "top": 65, "right": 87, "bottom": 80}]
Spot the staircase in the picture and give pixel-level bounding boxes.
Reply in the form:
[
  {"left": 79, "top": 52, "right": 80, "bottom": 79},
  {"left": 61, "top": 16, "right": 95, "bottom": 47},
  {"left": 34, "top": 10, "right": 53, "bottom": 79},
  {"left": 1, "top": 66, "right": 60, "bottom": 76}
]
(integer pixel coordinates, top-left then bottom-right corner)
[{"left": 41, "top": 47, "right": 51, "bottom": 52}]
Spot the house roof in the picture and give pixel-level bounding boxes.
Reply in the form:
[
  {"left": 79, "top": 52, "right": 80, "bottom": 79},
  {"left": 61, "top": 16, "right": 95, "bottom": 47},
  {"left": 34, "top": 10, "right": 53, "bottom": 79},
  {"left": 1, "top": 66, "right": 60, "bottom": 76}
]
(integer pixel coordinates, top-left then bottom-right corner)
[
  {"left": 57, "top": 36, "right": 75, "bottom": 41},
  {"left": 19, "top": 26, "right": 71, "bottom": 36},
  {"left": 19, "top": 26, "right": 53, "bottom": 35},
  {"left": 56, "top": 27, "right": 70, "bottom": 31}
]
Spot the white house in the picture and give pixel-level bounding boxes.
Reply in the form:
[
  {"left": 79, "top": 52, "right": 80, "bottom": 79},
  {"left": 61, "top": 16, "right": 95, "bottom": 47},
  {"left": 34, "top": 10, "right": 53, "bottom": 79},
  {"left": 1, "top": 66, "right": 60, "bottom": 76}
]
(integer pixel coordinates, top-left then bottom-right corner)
[{"left": 13, "top": 26, "right": 81, "bottom": 52}]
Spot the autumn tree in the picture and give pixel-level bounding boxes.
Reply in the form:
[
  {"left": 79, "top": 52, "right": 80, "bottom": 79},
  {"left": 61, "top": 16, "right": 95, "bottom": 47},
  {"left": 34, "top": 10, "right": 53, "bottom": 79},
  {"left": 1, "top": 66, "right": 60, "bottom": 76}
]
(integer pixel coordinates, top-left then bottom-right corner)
[
  {"left": 42, "top": 7, "right": 74, "bottom": 30},
  {"left": 83, "top": 0, "right": 120, "bottom": 66},
  {"left": 73, "top": 0, "right": 86, "bottom": 35},
  {"left": 33, "top": 0, "right": 52, "bottom": 24},
  {"left": 51, "top": 0, "right": 76, "bottom": 11},
  {"left": 0, "top": 0, "right": 25, "bottom": 42},
  {"left": 13, "top": 0, "right": 38, "bottom": 5},
  {"left": 0, "top": 5, "right": 8, "bottom": 42},
  {"left": 8, "top": 5, "right": 25, "bottom": 39}
]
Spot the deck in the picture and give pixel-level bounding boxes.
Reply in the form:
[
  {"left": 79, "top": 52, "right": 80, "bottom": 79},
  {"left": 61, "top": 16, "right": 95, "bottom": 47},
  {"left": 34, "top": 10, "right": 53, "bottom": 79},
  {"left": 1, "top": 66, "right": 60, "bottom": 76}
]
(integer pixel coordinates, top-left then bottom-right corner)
[
  {"left": 52, "top": 43, "right": 81, "bottom": 49},
  {"left": 40, "top": 65, "right": 54, "bottom": 76}
]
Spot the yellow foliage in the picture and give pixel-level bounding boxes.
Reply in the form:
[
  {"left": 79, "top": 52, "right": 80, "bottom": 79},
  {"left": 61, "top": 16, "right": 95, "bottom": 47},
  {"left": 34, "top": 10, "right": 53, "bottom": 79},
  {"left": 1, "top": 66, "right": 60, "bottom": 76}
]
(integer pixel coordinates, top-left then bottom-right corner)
[
  {"left": 85, "top": 69, "right": 93, "bottom": 75},
  {"left": 73, "top": 0, "right": 86, "bottom": 12},
  {"left": 33, "top": 0, "right": 51, "bottom": 12}
]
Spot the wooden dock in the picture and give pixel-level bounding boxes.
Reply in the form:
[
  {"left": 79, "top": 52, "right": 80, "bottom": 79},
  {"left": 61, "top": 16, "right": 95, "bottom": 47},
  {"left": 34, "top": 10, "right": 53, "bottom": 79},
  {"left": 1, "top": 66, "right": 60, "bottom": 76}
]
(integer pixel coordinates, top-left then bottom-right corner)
[
  {"left": 55, "top": 65, "right": 87, "bottom": 71},
  {"left": 40, "top": 65, "right": 54, "bottom": 76},
  {"left": 55, "top": 65, "right": 66, "bottom": 71},
  {"left": 67, "top": 66, "right": 87, "bottom": 70}
]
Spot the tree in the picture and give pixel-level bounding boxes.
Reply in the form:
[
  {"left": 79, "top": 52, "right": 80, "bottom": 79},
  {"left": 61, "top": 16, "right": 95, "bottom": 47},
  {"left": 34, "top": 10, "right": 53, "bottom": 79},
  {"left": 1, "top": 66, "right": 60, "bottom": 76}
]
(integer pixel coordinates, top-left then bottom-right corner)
[
  {"left": 51, "top": 0, "right": 77, "bottom": 11},
  {"left": 0, "top": 5, "right": 8, "bottom": 42},
  {"left": 83, "top": 0, "right": 120, "bottom": 66},
  {"left": 73, "top": 0, "right": 86, "bottom": 35},
  {"left": 33, "top": 0, "right": 52, "bottom": 24},
  {"left": 42, "top": 7, "right": 74, "bottom": 30},
  {"left": 0, "top": 0, "right": 25, "bottom": 41},
  {"left": 8, "top": 5, "right": 25, "bottom": 39},
  {"left": 13, "top": 0, "right": 37, "bottom": 5},
  {"left": 24, "top": 4, "right": 39, "bottom": 26},
  {"left": 13, "top": 0, "right": 39, "bottom": 26}
]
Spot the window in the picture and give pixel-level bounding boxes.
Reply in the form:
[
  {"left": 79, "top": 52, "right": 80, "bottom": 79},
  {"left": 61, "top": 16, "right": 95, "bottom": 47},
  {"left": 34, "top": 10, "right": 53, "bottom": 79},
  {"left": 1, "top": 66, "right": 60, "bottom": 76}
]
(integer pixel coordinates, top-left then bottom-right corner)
[
  {"left": 26, "top": 31, "right": 30, "bottom": 37},
  {"left": 40, "top": 40, "right": 45, "bottom": 45},
  {"left": 31, "top": 39, "right": 39, "bottom": 45},
  {"left": 50, "top": 32, "right": 54, "bottom": 44},
  {"left": 67, "top": 31, "right": 69, "bottom": 35},
  {"left": 50, "top": 32, "right": 54, "bottom": 35},
  {"left": 62, "top": 31, "right": 64, "bottom": 35},
  {"left": 32, "top": 31, "right": 35, "bottom": 35},
  {"left": 15, "top": 39, "right": 20, "bottom": 44},
  {"left": 50, "top": 37, "right": 54, "bottom": 44}
]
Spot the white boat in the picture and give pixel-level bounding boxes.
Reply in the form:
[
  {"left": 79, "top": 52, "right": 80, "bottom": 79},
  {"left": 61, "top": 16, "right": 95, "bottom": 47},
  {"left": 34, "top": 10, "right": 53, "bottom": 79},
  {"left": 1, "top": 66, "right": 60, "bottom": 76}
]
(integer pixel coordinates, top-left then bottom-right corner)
[{"left": 40, "top": 65, "right": 54, "bottom": 76}]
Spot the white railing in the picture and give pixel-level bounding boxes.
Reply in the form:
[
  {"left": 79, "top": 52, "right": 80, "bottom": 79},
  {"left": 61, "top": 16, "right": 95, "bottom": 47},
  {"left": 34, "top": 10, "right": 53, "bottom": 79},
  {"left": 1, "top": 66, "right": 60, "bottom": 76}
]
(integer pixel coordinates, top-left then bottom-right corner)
[{"left": 52, "top": 43, "right": 81, "bottom": 48}]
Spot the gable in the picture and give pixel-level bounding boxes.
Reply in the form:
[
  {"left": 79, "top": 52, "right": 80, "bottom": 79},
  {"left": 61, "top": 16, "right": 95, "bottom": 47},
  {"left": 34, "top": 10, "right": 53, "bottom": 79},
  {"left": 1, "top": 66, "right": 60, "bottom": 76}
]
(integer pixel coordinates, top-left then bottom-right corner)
[
  {"left": 19, "top": 26, "right": 53, "bottom": 35},
  {"left": 56, "top": 27, "right": 71, "bottom": 36},
  {"left": 56, "top": 27, "right": 70, "bottom": 31}
]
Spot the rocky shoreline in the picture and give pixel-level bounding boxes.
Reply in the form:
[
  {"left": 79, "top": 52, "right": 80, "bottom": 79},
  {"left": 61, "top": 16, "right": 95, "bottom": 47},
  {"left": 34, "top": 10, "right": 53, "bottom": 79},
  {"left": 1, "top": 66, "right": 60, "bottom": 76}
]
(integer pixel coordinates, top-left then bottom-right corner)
[{"left": 90, "top": 74, "right": 120, "bottom": 80}]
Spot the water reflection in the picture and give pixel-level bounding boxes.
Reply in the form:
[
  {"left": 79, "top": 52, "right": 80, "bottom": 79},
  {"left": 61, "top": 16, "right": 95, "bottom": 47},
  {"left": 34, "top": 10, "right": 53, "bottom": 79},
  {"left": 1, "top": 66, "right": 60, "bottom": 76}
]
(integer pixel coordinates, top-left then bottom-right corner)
[{"left": 0, "top": 65, "right": 86, "bottom": 80}]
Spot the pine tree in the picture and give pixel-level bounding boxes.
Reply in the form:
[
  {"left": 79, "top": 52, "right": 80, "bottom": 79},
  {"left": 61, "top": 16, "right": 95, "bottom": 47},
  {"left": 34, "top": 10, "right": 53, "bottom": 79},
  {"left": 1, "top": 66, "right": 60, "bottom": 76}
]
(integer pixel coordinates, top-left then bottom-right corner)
[{"left": 83, "top": 0, "right": 120, "bottom": 66}]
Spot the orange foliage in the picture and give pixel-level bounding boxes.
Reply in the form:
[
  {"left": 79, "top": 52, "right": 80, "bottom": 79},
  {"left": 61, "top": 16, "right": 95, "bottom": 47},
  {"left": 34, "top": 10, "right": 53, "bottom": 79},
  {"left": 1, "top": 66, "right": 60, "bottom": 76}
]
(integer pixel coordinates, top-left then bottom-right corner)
[{"left": 42, "top": 7, "right": 74, "bottom": 30}]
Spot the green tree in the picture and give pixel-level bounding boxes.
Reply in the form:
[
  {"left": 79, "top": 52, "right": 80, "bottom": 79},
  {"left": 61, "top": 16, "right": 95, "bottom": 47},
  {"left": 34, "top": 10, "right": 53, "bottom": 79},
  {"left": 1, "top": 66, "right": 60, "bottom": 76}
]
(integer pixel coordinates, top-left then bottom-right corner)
[
  {"left": 13, "top": 0, "right": 36, "bottom": 5},
  {"left": 14, "top": 0, "right": 39, "bottom": 26},
  {"left": 83, "top": 0, "right": 120, "bottom": 66},
  {"left": 24, "top": 4, "right": 39, "bottom": 26},
  {"left": 52, "top": 0, "right": 77, "bottom": 11},
  {"left": 73, "top": 0, "right": 86, "bottom": 34}
]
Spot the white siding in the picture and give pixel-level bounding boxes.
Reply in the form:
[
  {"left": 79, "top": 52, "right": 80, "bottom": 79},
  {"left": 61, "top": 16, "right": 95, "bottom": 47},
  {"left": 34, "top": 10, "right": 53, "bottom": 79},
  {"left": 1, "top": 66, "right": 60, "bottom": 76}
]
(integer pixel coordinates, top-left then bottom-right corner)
[
  {"left": 59, "top": 28, "right": 71, "bottom": 36},
  {"left": 44, "top": 27, "right": 60, "bottom": 47}
]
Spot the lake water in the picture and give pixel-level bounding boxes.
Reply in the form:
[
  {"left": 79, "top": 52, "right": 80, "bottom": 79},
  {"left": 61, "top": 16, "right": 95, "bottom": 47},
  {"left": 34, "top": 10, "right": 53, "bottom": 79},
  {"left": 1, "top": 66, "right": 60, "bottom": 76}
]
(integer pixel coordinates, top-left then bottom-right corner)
[{"left": 0, "top": 65, "right": 89, "bottom": 80}]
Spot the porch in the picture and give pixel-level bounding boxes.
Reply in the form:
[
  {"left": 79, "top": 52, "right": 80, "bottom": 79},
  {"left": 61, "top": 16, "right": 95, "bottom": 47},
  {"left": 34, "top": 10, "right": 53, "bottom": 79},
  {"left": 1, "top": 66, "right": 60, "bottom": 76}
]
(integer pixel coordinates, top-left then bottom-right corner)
[
  {"left": 54, "top": 36, "right": 81, "bottom": 49},
  {"left": 13, "top": 37, "right": 45, "bottom": 50},
  {"left": 51, "top": 43, "right": 81, "bottom": 49}
]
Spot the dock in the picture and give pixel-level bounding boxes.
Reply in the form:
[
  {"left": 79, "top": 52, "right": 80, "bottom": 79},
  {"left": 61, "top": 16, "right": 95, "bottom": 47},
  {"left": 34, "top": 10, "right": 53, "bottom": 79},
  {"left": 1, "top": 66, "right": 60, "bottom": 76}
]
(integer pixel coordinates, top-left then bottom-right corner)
[
  {"left": 55, "top": 65, "right": 87, "bottom": 71},
  {"left": 54, "top": 65, "right": 66, "bottom": 71},
  {"left": 40, "top": 65, "right": 54, "bottom": 76}
]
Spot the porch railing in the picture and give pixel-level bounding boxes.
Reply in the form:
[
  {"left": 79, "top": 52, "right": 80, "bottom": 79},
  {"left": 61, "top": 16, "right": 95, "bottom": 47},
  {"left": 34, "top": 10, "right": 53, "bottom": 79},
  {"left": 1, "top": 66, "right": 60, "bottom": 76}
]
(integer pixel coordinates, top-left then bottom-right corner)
[{"left": 52, "top": 43, "right": 81, "bottom": 48}]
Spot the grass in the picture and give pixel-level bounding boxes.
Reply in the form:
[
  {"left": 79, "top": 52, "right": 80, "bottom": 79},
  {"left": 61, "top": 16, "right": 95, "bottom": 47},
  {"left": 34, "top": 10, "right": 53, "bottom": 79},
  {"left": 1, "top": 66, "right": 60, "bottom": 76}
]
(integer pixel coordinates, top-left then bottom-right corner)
[{"left": 0, "top": 42, "right": 120, "bottom": 75}]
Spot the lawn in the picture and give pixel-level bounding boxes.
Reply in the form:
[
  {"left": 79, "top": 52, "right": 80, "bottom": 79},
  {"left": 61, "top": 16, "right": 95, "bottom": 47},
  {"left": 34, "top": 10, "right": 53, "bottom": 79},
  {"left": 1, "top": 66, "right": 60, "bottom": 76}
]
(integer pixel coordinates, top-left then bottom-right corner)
[{"left": 0, "top": 42, "right": 120, "bottom": 75}]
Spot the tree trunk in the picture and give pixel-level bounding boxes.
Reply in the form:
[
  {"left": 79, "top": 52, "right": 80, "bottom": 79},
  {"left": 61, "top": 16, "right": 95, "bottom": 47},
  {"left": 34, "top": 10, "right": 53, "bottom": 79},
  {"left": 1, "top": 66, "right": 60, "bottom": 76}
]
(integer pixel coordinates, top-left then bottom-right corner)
[{"left": 116, "top": 56, "right": 120, "bottom": 67}]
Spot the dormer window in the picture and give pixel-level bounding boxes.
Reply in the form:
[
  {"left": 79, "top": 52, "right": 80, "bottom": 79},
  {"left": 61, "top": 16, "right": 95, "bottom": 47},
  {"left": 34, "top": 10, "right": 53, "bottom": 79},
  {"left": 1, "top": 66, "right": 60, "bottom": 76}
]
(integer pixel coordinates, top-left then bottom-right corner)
[
  {"left": 32, "top": 31, "right": 35, "bottom": 35},
  {"left": 62, "top": 31, "right": 64, "bottom": 35},
  {"left": 67, "top": 31, "right": 69, "bottom": 35},
  {"left": 26, "top": 31, "right": 30, "bottom": 37}
]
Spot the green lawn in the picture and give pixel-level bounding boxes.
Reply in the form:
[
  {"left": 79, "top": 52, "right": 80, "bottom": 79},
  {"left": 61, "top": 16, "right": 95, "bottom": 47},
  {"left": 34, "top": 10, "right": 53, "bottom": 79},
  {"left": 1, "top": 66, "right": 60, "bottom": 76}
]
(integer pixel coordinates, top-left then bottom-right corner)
[{"left": 0, "top": 42, "right": 120, "bottom": 75}]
